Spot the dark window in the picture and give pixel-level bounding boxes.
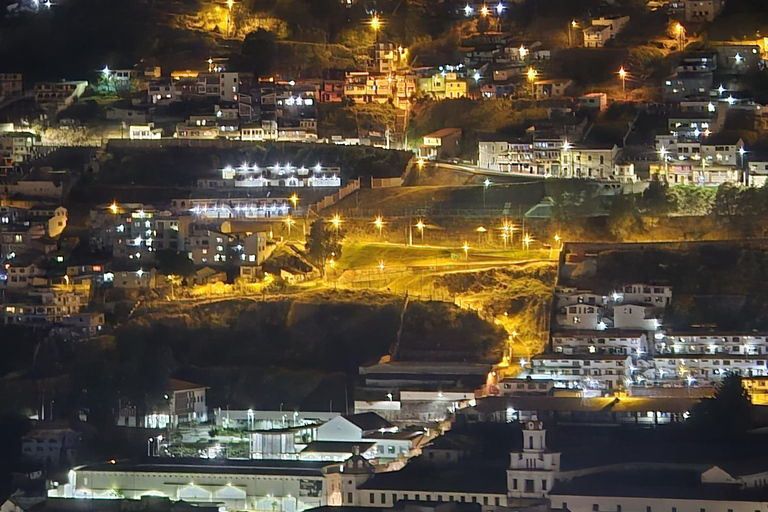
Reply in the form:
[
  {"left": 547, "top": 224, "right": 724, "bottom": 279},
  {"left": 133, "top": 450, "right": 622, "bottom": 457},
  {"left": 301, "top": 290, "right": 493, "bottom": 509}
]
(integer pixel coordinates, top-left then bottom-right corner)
[
  {"left": 593, "top": 505, "right": 599, "bottom": 512},
  {"left": 496, "top": 497, "right": 501, "bottom": 506},
  {"left": 542, "top": 480, "right": 548, "bottom": 491},
  {"left": 483, "top": 497, "right": 488, "bottom": 505},
  {"left": 381, "top": 494, "right": 386, "bottom": 504},
  {"left": 347, "top": 493, "right": 352, "bottom": 503},
  {"left": 513, "top": 479, "right": 518, "bottom": 490},
  {"left": 525, "top": 480, "right": 535, "bottom": 493},
  {"left": 369, "top": 493, "right": 374, "bottom": 504}
]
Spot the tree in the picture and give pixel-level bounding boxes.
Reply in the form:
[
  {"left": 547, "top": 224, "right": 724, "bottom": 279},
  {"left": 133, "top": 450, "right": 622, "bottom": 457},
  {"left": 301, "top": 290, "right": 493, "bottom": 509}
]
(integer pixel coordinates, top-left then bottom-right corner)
[
  {"left": 641, "top": 179, "right": 675, "bottom": 216},
  {"left": 689, "top": 373, "right": 753, "bottom": 436},
  {"left": 305, "top": 219, "right": 344, "bottom": 277},
  {"left": 239, "top": 29, "right": 277, "bottom": 76},
  {"left": 155, "top": 250, "right": 195, "bottom": 277},
  {"left": 607, "top": 195, "right": 644, "bottom": 240}
]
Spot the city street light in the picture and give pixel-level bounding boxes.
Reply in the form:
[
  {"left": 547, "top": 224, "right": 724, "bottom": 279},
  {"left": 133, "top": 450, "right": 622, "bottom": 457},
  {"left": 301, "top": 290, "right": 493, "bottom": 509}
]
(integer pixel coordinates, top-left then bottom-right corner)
[
  {"left": 369, "top": 14, "right": 381, "bottom": 32},
  {"left": 109, "top": 202, "right": 119, "bottom": 214},
  {"left": 415, "top": 219, "right": 426, "bottom": 243},
  {"left": 480, "top": 4, "right": 490, "bottom": 17},
  {"left": 739, "top": 146, "right": 747, "bottom": 185},
  {"left": 462, "top": 241, "right": 470, "bottom": 260},
  {"left": 283, "top": 216, "right": 296, "bottom": 237},
  {"left": 523, "top": 233, "right": 532, "bottom": 251},
  {"left": 675, "top": 23, "right": 685, "bottom": 50},
  {"left": 378, "top": 260, "right": 385, "bottom": 271},
  {"left": 519, "top": 45, "right": 528, "bottom": 59},
  {"left": 526, "top": 67, "right": 538, "bottom": 99},
  {"left": 330, "top": 213, "right": 343, "bottom": 230},
  {"left": 495, "top": 3, "right": 505, "bottom": 15},
  {"left": 373, "top": 215, "right": 384, "bottom": 237},
  {"left": 289, "top": 193, "right": 299, "bottom": 209},
  {"left": 464, "top": 4, "right": 473, "bottom": 16},
  {"left": 226, "top": 0, "right": 235, "bottom": 36},
  {"left": 483, "top": 178, "right": 491, "bottom": 208},
  {"left": 569, "top": 20, "right": 578, "bottom": 47},
  {"left": 618, "top": 66, "right": 628, "bottom": 99}
]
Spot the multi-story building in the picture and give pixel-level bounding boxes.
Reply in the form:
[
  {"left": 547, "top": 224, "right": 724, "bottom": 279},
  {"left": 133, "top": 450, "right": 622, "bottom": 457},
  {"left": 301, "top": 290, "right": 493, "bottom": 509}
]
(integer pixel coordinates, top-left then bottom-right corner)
[
  {"left": 552, "top": 330, "right": 648, "bottom": 356},
  {"left": 417, "top": 72, "right": 469, "bottom": 100},
  {"left": 582, "top": 16, "right": 630, "bottom": 48},
  {"left": 662, "top": 72, "right": 714, "bottom": 102},
  {"left": 655, "top": 332, "right": 768, "bottom": 356},
  {"left": 116, "top": 379, "right": 208, "bottom": 428},
  {"left": 0, "top": 73, "right": 22, "bottom": 98},
  {"left": 187, "top": 229, "right": 229, "bottom": 265},
  {"left": 21, "top": 428, "right": 79, "bottom": 467},
  {"left": 33, "top": 81, "right": 88, "bottom": 110},
  {"left": 686, "top": 0, "right": 724, "bottom": 21},
  {"left": 4, "top": 289, "right": 88, "bottom": 325},
  {"left": 529, "top": 354, "right": 631, "bottom": 391}
]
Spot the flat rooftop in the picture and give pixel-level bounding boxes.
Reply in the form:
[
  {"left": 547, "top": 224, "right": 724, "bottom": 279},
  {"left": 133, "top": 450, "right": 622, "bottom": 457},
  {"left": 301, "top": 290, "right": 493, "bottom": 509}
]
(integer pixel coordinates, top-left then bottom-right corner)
[{"left": 78, "top": 458, "right": 336, "bottom": 476}]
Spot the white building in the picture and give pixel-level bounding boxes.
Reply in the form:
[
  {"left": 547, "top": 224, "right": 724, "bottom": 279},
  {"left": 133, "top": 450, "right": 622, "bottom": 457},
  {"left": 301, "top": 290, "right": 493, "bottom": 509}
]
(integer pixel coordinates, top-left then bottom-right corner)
[
  {"left": 552, "top": 330, "right": 648, "bottom": 356},
  {"left": 530, "top": 354, "right": 631, "bottom": 391},
  {"left": 613, "top": 303, "right": 660, "bottom": 331},
  {"left": 655, "top": 332, "right": 768, "bottom": 356},
  {"left": 21, "top": 428, "right": 79, "bottom": 467},
  {"left": 507, "top": 417, "right": 560, "bottom": 498},
  {"left": 556, "top": 303, "right": 603, "bottom": 330},
  {"left": 615, "top": 284, "right": 673, "bottom": 307},
  {"left": 52, "top": 459, "right": 333, "bottom": 511}
]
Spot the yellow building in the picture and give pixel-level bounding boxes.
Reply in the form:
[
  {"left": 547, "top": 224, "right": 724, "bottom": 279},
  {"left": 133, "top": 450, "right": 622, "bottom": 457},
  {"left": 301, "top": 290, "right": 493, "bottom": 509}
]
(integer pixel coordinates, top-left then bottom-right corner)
[
  {"left": 743, "top": 377, "right": 768, "bottom": 405},
  {"left": 418, "top": 72, "right": 468, "bottom": 100}
]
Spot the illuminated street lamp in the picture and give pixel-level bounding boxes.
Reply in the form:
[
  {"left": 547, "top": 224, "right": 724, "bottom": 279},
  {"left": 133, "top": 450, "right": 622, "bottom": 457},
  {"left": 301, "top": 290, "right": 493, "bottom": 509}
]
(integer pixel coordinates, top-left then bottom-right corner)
[
  {"left": 675, "top": 23, "right": 685, "bottom": 50},
  {"left": 522, "top": 233, "right": 532, "bottom": 251},
  {"left": 526, "top": 67, "right": 538, "bottom": 99},
  {"left": 659, "top": 146, "right": 669, "bottom": 179},
  {"left": 378, "top": 260, "right": 385, "bottom": 271},
  {"left": 373, "top": 215, "right": 384, "bottom": 237},
  {"left": 483, "top": 178, "right": 491, "bottom": 208},
  {"left": 480, "top": 4, "right": 490, "bottom": 17},
  {"left": 226, "top": 0, "right": 235, "bottom": 36},
  {"left": 416, "top": 158, "right": 425, "bottom": 170},
  {"left": 109, "top": 202, "right": 119, "bottom": 215},
  {"left": 495, "top": 2, "right": 505, "bottom": 15},
  {"left": 618, "top": 66, "right": 627, "bottom": 98},
  {"left": 330, "top": 213, "right": 343, "bottom": 230},
  {"left": 476, "top": 226, "right": 487, "bottom": 246},
  {"left": 462, "top": 241, "right": 470, "bottom": 260},
  {"left": 464, "top": 4, "right": 473, "bottom": 16},
  {"left": 283, "top": 216, "right": 296, "bottom": 237},
  {"left": 519, "top": 45, "right": 528, "bottom": 59},
  {"left": 289, "top": 194, "right": 299, "bottom": 209},
  {"left": 501, "top": 231, "right": 508, "bottom": 249},
  {"left": 369, "top": 14, "right": 381, "bottom": 32},
  {"left": 569, "top": 20, "right": 579, "bottom": 47},
  {"left": 415, "top": 219, "right": 426, "bottom": 243}
]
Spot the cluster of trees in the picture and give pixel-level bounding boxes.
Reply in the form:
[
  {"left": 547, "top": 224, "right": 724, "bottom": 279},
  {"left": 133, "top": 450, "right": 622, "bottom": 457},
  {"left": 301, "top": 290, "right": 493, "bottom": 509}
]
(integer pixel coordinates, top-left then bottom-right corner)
[{"left": 712, "top": 183, "right": 768, "bottom": 237}]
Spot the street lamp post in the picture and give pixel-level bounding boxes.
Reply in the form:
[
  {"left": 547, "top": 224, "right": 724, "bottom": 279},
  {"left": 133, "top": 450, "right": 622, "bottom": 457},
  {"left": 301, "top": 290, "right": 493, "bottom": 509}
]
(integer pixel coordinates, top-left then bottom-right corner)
[
  {"left": 675, "top": 23, "right": 685, "bottom": 51},
  {"left": 618, "top": 67, "right": 627, "bottom": 99},
  {"left": 483, "top": 178, "right": 491, "bottom": 208},
  {"left": 569, "top": 20, "right": 578, "bottom": 47},
  {"left": 283, "top": 216, "right": 295, "bottom": 238},
  {"left": 526, "top": 67, "right": 538, "bottom": 100},
  {"left": 374, "top": 215, "right": 384, "bottom": 238},
  {"left": 415, "top": 219, "right": 425, "bottom": 243},
  {"left": 226, "top": 0, "right": 234, "bottom": 37},
  {"left": 739, "top": 147, "right": 747, "bottom": 186},
  {"left": 370, "top": 15, "right": 381, "bottom": 70}
]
